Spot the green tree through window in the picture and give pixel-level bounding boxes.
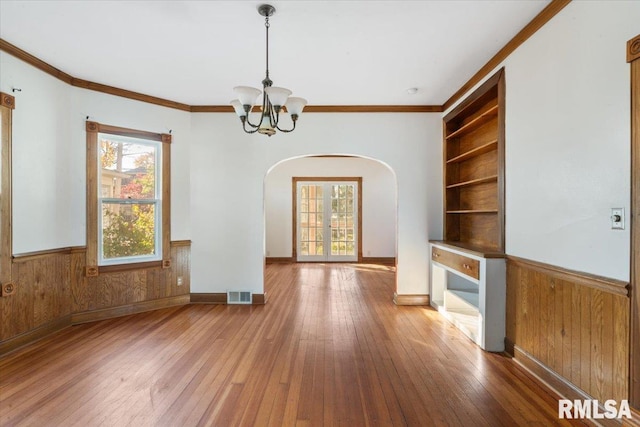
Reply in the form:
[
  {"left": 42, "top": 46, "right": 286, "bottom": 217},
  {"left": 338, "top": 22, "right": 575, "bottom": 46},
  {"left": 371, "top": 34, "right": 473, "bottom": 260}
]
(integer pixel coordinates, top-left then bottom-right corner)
[{"left": 99, "top": 135, "right": 160, "bottom": 263}]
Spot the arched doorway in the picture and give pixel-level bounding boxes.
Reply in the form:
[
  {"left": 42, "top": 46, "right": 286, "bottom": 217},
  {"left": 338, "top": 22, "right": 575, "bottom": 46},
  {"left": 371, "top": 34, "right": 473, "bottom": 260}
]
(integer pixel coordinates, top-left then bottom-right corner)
[{"left": 263, "top": 155, "right": 398, "bottom": 292}]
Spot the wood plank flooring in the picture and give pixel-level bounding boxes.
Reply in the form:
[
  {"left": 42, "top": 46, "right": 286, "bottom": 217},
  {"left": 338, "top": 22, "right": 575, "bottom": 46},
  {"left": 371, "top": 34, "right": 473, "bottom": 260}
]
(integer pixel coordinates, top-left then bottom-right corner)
[{"left": 0, "top": 263, "right": 586, "bottom": 426}]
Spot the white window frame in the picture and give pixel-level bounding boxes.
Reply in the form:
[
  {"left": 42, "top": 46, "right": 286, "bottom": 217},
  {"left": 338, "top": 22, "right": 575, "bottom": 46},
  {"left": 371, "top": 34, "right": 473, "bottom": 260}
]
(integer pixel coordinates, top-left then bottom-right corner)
[{"left": 97, "top": 133, "right": 162, "bottom": 266}]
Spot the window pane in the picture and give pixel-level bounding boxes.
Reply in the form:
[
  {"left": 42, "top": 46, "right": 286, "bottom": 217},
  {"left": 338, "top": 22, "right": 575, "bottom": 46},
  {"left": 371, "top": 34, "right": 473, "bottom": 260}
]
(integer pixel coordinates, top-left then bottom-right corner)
[
  {"left": 100, "top": 137, "right": 157, "bottom": 200},
  {"left": 102, "top": 202, "right": 156, "bottom": 259},
  {"left": 346, "top": 241, "right": 355, "bottom": 255}
]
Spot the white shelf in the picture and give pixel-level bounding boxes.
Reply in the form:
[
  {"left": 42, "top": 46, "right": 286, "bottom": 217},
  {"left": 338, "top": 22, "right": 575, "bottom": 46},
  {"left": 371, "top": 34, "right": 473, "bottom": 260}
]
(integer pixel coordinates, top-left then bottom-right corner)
[{"left": 446, "top": 289, "right": 479, "bottom": 309}]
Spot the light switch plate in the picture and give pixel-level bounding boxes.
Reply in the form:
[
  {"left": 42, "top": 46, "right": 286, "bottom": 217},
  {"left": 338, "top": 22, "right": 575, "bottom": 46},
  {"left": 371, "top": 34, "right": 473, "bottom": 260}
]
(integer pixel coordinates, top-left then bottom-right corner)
[{"left": 611, "top": 208, "right": 625, "bottom": 230}]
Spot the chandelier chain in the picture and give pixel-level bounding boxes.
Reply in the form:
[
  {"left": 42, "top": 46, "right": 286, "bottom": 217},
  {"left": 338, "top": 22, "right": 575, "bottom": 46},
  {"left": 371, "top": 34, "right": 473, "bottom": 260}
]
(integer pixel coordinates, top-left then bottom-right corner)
[{"left": 264, "top": 15, "right": 270, "bottom": 83}]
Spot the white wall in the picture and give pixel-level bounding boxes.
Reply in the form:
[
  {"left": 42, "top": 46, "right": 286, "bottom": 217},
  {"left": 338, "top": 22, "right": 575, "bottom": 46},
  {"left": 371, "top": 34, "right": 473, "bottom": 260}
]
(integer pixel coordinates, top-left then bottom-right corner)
[
  {"left": 445, "top": 1, "right": 638, "bottom": 281},
  {"left": 0, "top": 52, "right": 192, "bottom": 254},
  {"left": 265, "top": 156, "right": 397, "bottom": 258},
  {"left": 70, "top": 88, "right": 192, "bottom": 242},
  {"left": 0, "top": 50, "right": 443, "bottom": 298},
  {"left": 1, "top": 52, "right": 72, "bottom": 253},
  {"left": 190, "top": 112, "right": 442, "bottom": 295}
]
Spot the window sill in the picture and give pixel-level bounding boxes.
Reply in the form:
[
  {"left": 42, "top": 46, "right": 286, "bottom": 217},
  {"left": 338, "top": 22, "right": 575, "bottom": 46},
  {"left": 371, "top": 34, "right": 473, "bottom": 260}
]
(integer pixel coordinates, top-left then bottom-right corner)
[{"left": 98, "top": 260, "right": 163, "bottom": 274}]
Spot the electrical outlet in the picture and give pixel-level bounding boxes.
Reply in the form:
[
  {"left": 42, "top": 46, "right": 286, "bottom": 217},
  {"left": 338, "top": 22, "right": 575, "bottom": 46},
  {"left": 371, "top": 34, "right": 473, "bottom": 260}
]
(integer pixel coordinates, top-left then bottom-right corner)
[
  {"left": 177, "top": 276, "right": 183, "bottom": 286},
  {"left": 611, "top": 208, "right": 625, "bottom": 230}
]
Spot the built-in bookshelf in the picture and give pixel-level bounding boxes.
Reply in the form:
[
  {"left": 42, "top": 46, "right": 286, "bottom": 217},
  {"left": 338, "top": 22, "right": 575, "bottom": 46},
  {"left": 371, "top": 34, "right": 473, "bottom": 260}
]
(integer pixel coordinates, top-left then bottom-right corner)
[
  {"left": 430, "top": 69, "right": 506, "bottom": 351},
  {"left": 442, "top": 68, "right": 505, "bottom": 253}
]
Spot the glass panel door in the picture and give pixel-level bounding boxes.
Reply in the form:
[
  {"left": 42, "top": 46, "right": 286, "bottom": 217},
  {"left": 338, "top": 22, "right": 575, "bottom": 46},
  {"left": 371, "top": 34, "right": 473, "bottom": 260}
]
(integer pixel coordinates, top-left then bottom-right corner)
[
  {"left": 297, "top": 181, "right": 358, "bottom": 262},
  {"left": 329, "top": 183, "right": 357, "bottom": 261},
  {"left": 297, "top": 183, "right": 325, "bottom": 261}
]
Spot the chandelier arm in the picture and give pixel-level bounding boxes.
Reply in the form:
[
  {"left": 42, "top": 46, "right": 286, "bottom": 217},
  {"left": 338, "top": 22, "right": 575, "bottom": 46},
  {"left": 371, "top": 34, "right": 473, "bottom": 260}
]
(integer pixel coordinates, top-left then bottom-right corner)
[
  {"left": 243, "top": 110, "right": 261, "bottom": 128},
  {"left": 268, "top": 103, "right": 279, "bottom": 128},
  {"left": 241, "top": 117, "right": 260, "bottom": 134},
  {"left": 275, "top": 120, "right": 297, "bottom": 133}
]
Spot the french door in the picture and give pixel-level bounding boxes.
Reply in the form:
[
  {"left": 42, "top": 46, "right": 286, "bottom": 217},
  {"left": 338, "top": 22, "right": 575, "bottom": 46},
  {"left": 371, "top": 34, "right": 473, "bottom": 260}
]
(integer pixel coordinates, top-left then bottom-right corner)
[{"left": 296, "top": 180, "right": 359, "bottom": 262}]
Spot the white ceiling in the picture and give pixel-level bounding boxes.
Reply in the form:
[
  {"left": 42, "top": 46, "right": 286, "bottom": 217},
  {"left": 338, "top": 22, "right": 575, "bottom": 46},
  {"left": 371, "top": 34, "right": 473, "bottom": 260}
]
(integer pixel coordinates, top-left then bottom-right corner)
[{"left": 0, "top": 0, "right": 550, "bottom": 107}]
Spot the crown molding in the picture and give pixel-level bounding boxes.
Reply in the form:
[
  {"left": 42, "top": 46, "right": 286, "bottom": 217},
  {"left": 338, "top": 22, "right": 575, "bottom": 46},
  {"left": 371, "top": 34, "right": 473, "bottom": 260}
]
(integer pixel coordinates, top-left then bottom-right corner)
[
  {"left": 0, "top": 38, "right": 191, "bottom": 112},
  {"left": 442, "top": 0, "right": 572, "bottom": 111},
  {"left": 191, "top": 105, "right": 441, "bottom": 113},
  {"left": 0, "top": 38, "right": 439, "bottom": 114},
  {"left": 0, "top": 38, "right": 74, "bottom": 84}
]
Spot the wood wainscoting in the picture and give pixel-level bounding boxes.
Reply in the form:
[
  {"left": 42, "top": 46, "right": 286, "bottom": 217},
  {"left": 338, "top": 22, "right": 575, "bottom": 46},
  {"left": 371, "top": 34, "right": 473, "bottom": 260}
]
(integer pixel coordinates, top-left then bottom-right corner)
[
  {"left": 506, "top": 256, "right": 630, "bottom": 407},
  {"left": 0, "top": 241, "right": 191, "bottom": 356}
]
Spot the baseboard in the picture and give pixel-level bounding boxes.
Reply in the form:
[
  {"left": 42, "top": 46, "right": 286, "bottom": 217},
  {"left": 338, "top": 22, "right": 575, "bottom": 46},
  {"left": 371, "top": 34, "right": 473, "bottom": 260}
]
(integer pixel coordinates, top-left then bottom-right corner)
[
  {"left": 71, "top": 295, "right": 190, "bottom": 324},
  {"left": 504, "top": 337, "right": 515, "bottom": 356},
  {"left": 265, "top": 257, "right": 396, "bottom": 266},
  {"left": 190, "top": 293, "right": 227, "bottom": 304},
  {"left": 393, "top": 293, "right": 430, "bottom": 306},
  {"left": 361, "top": 257, "right": 396, "bottom": 266},
  {"left": 265, "top": 257, "right": 294, "bottom": 264},
  {"left": 513, "top": 345, "right": 623, "bottom": 427},
  {"left": 0, "top": 315, "right": 71, "bottom": 357},
  {"left": 190, "top": 293, "right": 268, "bottom": 305},
  {"left": 252, "top": 293, "right": 268, "bottom": 305}
]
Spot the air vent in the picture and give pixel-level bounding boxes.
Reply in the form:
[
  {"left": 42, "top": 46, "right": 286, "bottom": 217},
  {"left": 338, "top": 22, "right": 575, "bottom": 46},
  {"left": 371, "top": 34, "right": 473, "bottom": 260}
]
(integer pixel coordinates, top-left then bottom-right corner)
[{"left": 227, "top": 291, "right": 252, "bottom": 304}]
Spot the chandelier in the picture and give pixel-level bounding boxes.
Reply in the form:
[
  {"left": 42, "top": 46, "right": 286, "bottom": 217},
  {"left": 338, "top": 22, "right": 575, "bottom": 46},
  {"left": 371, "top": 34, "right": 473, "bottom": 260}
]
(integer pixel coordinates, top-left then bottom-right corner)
[{"left": 230, "top": 4, "right": 307, "bottom": 136}]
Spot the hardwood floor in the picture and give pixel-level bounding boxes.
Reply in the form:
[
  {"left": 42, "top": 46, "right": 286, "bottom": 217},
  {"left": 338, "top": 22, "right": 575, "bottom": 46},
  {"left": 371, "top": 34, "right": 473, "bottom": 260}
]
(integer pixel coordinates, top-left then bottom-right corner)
[{"left": 0, "top": 263, "right": 585, "bottom": 426}]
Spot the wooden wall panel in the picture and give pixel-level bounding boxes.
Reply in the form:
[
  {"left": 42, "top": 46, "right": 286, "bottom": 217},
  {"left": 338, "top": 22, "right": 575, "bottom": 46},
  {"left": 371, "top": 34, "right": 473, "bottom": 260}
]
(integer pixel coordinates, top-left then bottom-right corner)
[
  {"left": 506, "top": 257, "right": 629, "bottom": 403},
  {"left": 1, "top": 242, "right": 190, "bottom": 351},
  {"left": 1, "top": 252, "right": 72, "bottom": 341},
  {"left": 71, "top": 242, "right": 190, "bottom": 313}
]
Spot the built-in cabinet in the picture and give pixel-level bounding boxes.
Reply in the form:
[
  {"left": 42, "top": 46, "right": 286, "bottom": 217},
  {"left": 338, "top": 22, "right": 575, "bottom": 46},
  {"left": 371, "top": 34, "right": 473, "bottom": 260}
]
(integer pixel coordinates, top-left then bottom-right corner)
[
  {"left": 429, "top": 242, "right": 505, "bottom": 351},
  {"left": 431, "top": 69, "right": 506, "bottom": 351}
]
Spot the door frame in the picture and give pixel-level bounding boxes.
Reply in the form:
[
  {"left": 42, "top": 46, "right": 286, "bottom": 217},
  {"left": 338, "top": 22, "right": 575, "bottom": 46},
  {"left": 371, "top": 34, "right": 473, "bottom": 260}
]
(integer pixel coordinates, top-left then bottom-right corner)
[
  {"left": 628, "top": 33, "right": 640, "bottom": 410},
  {"left": 292, "top": 177, "right": 363, "bottom": 262}
]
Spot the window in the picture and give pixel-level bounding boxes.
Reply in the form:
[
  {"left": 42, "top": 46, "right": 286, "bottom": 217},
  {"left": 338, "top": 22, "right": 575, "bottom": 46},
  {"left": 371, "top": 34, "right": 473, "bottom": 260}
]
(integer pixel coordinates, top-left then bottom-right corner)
[
  {"left": 98, "top": 133, "right": 160, "bottom": 264},
  {"left": 86, "top": 122, "right": 171, "bottom": 272}
]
